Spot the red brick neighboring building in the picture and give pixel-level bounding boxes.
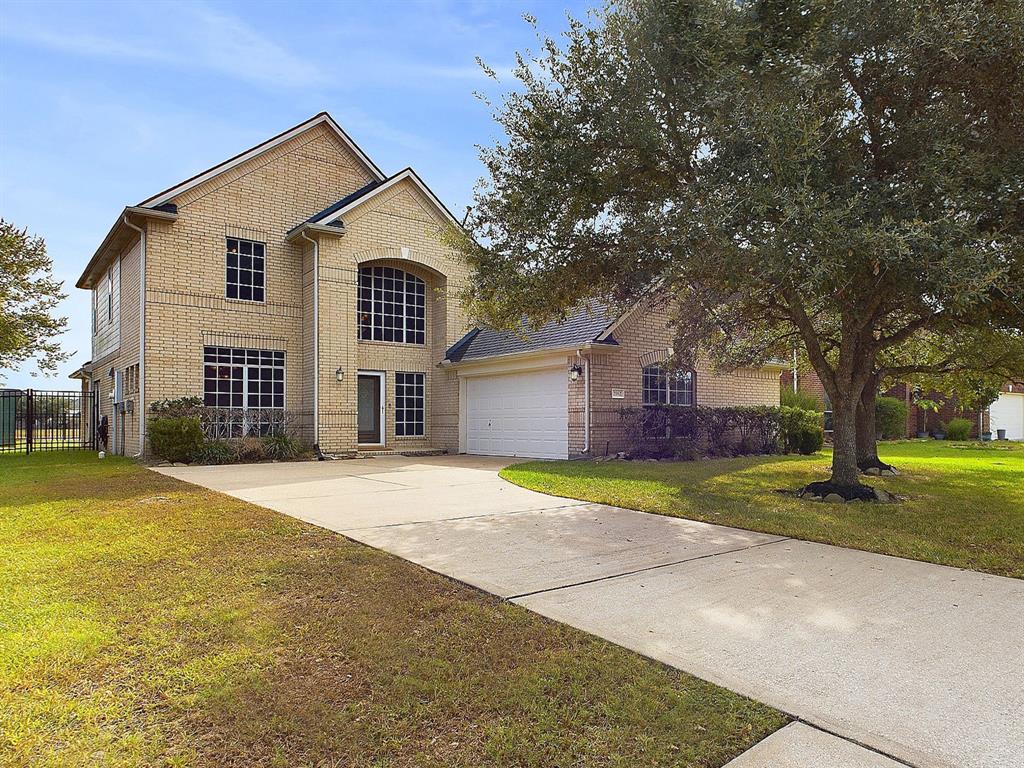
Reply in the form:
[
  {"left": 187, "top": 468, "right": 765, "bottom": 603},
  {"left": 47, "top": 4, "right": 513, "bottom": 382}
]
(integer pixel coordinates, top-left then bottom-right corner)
[{"left": 780, "top": 369, "right": 996, "bottom": 438}]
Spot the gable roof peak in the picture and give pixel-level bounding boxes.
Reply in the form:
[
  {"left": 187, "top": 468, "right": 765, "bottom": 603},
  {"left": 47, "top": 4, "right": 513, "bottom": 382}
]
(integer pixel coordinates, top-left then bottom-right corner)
[{"left": 139, "top": 111, "right": 385, "bottom": 209}]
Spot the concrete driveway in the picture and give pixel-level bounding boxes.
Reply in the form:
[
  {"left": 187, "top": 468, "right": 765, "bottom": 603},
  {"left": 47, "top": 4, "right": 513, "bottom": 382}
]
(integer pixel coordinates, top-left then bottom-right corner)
[{"left": 157, "top": 455, "right": 1024, "bottom": 768}]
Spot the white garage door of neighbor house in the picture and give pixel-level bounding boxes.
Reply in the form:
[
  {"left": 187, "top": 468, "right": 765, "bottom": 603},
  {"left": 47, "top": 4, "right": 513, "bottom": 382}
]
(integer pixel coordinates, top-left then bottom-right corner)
[
  {"left": 466, "top": 369, "right": 568, "bottom": 459},
  {"left": 990, "top": 393, "right": 1024, "bottom": 440}
]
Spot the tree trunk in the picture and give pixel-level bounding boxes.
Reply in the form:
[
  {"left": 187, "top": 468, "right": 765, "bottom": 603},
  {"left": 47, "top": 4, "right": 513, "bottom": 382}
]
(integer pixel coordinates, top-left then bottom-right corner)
[
  {"left": 829, "top": 396, "right": 863, "bottom": 488},
  {"left": 856, "top": 382, "right": 895, "bottom": 473}
]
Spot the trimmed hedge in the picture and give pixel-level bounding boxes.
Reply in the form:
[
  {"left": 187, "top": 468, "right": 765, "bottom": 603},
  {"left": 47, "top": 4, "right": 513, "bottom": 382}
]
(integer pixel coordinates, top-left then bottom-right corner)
[
  {"left": 149, "top": 416, "right": 204, "bottom": 463},
  {"left": 876, "top": 396, "right": 909, "bottom": 439},
  {"left": 779, "top": 406, "right": 825, "bottom": 455}
]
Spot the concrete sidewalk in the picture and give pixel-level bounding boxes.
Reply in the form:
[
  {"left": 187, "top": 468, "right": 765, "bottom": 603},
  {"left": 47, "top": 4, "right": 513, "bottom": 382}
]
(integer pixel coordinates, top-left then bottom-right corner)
[{"left": 157, "top": 455, "right": 1024, "bottom": 768}]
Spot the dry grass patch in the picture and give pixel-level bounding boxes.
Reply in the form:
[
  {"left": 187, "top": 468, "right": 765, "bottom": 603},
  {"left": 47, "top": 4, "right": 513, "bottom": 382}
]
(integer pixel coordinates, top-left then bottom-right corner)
[{"left": 1, "top": 452, "right": 784, "bottom": 767}]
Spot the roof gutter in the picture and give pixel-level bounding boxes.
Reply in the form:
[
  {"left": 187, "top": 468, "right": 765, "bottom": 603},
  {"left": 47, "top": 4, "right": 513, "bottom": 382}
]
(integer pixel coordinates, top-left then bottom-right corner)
[
  {"left": 300, "top": 230, "right": 320, "bottom": 450},
  {"left": 440, "top": 340, "right": 619, "bottom": 370},
  {"left": 77, "top": 206, "right": 177, "bottom": 289},
  {"left": 285, "top": 221, "right": 347, "bottom": 243}
]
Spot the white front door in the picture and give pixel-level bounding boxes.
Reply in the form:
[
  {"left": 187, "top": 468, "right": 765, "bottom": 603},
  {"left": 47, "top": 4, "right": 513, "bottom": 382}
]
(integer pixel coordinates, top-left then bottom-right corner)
[
  {"left": 991, "top": 393, "right": 1024, "bottom": 440},
  {"left": 465, "top": 368, "right": 568, "bottom": 459}
]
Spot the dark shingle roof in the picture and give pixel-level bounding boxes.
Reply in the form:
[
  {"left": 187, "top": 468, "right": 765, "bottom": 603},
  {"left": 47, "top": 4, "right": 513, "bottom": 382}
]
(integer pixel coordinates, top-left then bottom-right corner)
[
  {"left": 288, "top": 180, "right": 381, "bottom": 235},
  {"left": 445, "top": 304, "right": 619, "bottom": 363}
]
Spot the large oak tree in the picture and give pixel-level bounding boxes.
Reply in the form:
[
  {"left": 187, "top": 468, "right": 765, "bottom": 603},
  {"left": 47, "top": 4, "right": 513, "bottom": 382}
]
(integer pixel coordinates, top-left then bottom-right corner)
[{"left": 455, "top": 0, "right": 1024, "bottom": 494}]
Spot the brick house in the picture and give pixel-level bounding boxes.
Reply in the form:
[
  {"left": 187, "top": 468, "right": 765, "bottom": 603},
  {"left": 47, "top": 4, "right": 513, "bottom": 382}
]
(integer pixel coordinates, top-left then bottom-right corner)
[
  {"left": 75, "top": 112, "right": 783, "bottom": 459},
  {"left": 783, "top": 368, "right": 1024, "bottom": 440}
]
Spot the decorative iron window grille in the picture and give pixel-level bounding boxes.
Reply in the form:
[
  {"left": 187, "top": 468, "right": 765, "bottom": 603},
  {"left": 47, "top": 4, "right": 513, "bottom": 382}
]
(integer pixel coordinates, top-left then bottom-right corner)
[{"left": 202, "top": 346, "right": 284, "bottom": 436}]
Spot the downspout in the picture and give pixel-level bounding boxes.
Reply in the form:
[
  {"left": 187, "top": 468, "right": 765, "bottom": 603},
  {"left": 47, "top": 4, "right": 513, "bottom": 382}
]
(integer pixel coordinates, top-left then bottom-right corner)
[
  {"left": 123, "top": 214, "right": 146, "bottom": 456},
  {"left": 300, "top": 230, "right": 320, "bottom": 448},
  {"left": 578, "top": 349, "right": 591, "bottom": 455}
]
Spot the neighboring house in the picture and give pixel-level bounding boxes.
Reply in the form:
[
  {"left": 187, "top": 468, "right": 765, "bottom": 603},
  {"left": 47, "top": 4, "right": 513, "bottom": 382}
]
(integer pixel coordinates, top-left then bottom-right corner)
[
  {"left": 991, "top": 382, "right": 1024, "bottom": 440},
  {"left": 75, "top": 112, "right": 782, "bottom": 459},
  {"left": 784, "top": 368, "right": 1024, "bottom": 440}
]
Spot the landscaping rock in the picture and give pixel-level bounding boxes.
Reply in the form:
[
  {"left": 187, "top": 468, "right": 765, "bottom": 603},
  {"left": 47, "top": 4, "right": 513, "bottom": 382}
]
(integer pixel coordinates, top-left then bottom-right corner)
[
  {"left": 881, "top": 468, "right": 899, "bottom": 476},
  {"left": 874, "top": 488, "right": 891, "bottom": 503},
  {"left": 863, "top": 466, "right": 881, "bottom": 476},
  {"left": 823, "top": 493, "right": 845, "bottom": 503}
]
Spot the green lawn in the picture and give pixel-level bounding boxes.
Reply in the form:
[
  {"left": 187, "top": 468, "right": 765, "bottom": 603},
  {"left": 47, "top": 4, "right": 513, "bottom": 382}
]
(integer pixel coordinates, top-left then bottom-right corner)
[
  {"left": 502, "top": 441, "right": 1024, "bottom": 579},
  {"left": 0, "top": 452, "right": 784, "bottom": 768}
]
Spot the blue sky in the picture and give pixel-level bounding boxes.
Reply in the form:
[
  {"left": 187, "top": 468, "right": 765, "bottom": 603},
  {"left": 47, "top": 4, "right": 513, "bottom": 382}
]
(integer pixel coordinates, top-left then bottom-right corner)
[{"left": 0, "top": 0, "right": 589, "bottom": 388}]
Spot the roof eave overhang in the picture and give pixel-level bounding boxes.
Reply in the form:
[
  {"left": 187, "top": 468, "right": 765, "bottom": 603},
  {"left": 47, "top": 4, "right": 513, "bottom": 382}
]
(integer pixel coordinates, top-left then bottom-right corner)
[
  {"left": 441, "top": 341, "right": 619, "bottom": 370},
  {"left": 284, "top": 222, "right": 347, "bottom": 243},
  {"left": 316, "top": 168, "right": 462, "bottom": 229},
  {"left": 76, "top": 206, "right": 178, "bottom": 289}
]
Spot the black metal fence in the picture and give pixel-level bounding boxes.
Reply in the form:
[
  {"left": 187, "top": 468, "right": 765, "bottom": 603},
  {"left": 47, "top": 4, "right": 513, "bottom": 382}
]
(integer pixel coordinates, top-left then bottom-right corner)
[{"left": 0, "top": 389, "right": 98, "bottom": 454}]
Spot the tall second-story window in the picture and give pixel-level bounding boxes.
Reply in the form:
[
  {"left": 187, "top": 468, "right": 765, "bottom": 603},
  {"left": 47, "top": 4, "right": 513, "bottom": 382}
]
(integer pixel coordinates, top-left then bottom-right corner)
[
  {"left": 357, "top": 266, "right": 426, "bottom": 344},
  {"left": 226, "top": 237, "right": 265, "bottom": 302}
]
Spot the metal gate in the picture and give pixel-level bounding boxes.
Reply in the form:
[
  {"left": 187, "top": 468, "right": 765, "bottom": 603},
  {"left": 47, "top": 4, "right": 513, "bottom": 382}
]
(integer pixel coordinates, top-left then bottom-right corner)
[{"left": 0, "top": 389, "right": 98, "bottom": 454}]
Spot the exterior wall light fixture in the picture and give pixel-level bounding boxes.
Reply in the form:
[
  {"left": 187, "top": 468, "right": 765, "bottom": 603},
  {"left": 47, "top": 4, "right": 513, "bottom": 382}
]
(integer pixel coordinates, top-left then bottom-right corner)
[
  {"left": 336, "top": 367, "right": 345, "bottom": 382},
  {"left": 568, "top": 363, "right": 583, "bottom": 382}
]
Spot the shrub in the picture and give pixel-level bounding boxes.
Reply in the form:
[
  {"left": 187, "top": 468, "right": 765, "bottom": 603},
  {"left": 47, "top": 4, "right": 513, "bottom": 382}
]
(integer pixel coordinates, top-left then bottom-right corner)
[
  {"left": 875, "top": 396, "right": 909, "bottom": 439},
  {"left": 232, "top": 436, "right": 267, "bottom": 463},
  {"left": 781, "top": 388, "right": 823, "bottom": 412},
  {"left": 946, "top": 418, "right": 972, "bottom": 440},
  {"left": 191, "top": 440, "right": 234, "bottom": 465},
  {"left": 262, "top": 432, "right": 305, "bottom": 461},
  {"left": 619, "top": 405, "right": 782, "bottom": 459},
  {"left": 149, "top": 417, "right": 203, "bottom": 463},
  {"left": 149, "top": 397, "right": 204, "bottom": 418},
  {"left": 779, "top": 407, "right": 825, "bottom": 455}
]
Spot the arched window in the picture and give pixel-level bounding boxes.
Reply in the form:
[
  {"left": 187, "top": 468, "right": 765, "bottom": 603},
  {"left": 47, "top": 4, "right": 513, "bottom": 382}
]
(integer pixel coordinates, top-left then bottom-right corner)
[
  {"left": 357, "top": 266, "right": 426, "bottom": 344},
  {"left": 642, "top": 364, "right": 694, "bottom": 406}
]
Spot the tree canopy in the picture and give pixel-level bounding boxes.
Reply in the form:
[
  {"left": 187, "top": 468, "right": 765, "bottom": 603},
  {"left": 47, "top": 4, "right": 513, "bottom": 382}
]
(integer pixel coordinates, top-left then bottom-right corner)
[
  {"left": 456, "top": 0, "right": 1024, "bottom": 491},
  {"left": 0, "top": 219, "right": 68, "bottom": 383}
]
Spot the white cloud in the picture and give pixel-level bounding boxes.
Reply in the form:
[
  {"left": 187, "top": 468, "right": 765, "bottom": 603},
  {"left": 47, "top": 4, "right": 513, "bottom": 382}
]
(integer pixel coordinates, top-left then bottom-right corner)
[{"left": 0, "top": 4, "right": 324, "bottom": 89}]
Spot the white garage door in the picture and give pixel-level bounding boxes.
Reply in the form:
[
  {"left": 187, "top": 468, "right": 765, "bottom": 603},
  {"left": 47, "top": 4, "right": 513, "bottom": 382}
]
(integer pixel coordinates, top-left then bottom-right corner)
[
  {"left": 991, "top": 393, "right": 1024, "bottom": 440},
  {"left": 466, "top": 369, "right": 568, "bottom": 459}
]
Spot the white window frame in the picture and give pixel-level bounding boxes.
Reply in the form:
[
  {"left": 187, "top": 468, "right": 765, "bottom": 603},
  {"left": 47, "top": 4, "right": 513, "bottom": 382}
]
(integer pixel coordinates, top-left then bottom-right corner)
[
  {"left": 357, "top": 266, "right": 426, "bottom": 345},
  {"left": 225, "top": 237, "right": 266, "bottom": 303},
  {"left": 395, "top": 371, "right": 425, "bottom": 437},
  {"left": 642, "top": 364, "right": 695, "bottom": 407},
  {"left": 203, "top": 346, "right": 285, "bottom": 435}
]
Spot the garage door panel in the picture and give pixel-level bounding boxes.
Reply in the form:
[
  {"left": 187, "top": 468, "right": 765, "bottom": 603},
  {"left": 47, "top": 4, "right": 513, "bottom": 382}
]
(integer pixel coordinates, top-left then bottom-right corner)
[
  {"left": 991, "top": 393, "right": 1024, "bottom": 440},
  {"left": 466, "top": 369, "right": 568, "bottom": 459}
]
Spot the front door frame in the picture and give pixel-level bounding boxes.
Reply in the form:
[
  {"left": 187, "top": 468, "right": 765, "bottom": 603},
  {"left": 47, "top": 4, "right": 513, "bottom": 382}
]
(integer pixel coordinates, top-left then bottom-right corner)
[{"left": 357, "top": 370, "right": 386, "bottom": 446}]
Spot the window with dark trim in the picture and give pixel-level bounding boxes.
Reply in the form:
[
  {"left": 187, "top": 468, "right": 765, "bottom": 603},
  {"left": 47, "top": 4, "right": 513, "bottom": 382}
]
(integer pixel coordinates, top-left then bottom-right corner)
[
  {"left": 226, "top": 237, "right": 266, "bottom": 302},
  {"left": 395, "top": 372, "right": 425, "bottom": 437},
  {"left": 203, "top": 346, "right": 284, "bottom": 409},
  {"left": 642, "top": 364, "right": 694, "bottom": 406},
  {"left": 358, "top": 266, "right": 426, "bottom": 344}
]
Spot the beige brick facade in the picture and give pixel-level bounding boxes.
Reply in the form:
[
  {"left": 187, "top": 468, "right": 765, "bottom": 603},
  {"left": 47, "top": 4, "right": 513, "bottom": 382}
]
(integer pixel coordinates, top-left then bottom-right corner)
[
  {"left": 80, "top": 116, "right": 469, "bottom": 456},
  {"left": 78, "top": 113, "right": 779, "bottom": 459},
  {"left": 568, "top": 302, "right": 781, "bottom": 456}
]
